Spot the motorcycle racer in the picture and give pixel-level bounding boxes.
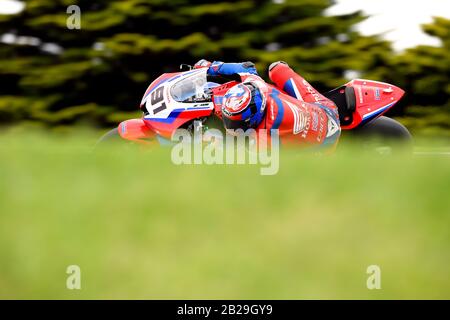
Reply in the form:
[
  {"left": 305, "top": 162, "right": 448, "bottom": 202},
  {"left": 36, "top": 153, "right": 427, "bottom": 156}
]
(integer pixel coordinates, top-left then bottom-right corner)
[{"left": 194, "top": 59, "right": 341, "bottom": 149}]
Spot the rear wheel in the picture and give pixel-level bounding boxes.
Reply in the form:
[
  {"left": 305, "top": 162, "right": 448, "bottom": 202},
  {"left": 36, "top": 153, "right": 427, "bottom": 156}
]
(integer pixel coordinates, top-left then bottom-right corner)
[{"left": 341, "top": 116, "right": 413, "bottom": 154}]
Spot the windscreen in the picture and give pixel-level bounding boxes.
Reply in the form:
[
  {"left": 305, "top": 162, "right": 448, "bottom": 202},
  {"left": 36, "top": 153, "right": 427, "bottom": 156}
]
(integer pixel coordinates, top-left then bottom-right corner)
[{"left": 170, "top": 71, "right": 211, "bottom": 103}]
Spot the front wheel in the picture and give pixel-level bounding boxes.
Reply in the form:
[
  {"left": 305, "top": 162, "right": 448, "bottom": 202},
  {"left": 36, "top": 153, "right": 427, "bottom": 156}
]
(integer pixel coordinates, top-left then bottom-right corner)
[
  {"left": 94, "top": 127, "right": 133, "bottom": 151},
  {"left": 95, "top": 128, "right": 121, "bottom": 145}
]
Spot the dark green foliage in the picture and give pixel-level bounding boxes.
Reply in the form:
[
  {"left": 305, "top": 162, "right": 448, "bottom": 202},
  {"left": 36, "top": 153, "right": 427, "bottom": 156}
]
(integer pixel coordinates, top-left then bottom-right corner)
[
  {"left": 387, "top": 17, "right": 450, "bottom": 138},
  {"left": 391, "top": 17, "right": 450, "bottom": 108}
]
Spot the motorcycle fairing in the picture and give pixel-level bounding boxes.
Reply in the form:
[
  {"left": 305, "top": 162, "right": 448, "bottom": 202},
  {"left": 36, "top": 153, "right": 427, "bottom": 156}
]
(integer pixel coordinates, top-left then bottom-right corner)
[
  {"left": 342, "top": 79, "right": 405, "bottom": 129},
  {"left": 133, "top": 69, "right": 406, "bottom": 142},
  {"left": 140, "top": 69, "right": 215, "bottom": 139},
  {"left": 118, "top": 118, "right": 156, "bottom": 144}
]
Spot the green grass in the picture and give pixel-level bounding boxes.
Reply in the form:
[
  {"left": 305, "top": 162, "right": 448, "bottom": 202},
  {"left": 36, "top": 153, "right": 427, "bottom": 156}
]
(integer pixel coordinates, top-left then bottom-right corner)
[{"left": 0, "top": 131, "right": 449, "bottom": 299}]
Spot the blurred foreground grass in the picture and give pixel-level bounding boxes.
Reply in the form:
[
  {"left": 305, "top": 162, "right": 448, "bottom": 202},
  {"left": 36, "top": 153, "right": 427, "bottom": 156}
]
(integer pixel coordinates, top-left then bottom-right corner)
[{"left": 0, "top": 130, "right": 449, "bottom": 299}]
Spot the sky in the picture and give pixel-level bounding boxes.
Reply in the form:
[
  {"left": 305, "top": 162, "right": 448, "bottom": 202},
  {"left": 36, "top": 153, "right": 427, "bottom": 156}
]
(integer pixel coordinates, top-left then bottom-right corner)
[
  {"left": 327, "top": 0, "right": 450, "bottom": 50},
  {"left": 0, "top": 0, "right": 449, "bottom": 50}
]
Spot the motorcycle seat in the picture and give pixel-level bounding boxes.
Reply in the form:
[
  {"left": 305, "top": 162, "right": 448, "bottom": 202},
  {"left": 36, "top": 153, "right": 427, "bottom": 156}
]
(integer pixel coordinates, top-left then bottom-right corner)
[{"left": 323, "top": 85, "right": 356, "bottom": 126}]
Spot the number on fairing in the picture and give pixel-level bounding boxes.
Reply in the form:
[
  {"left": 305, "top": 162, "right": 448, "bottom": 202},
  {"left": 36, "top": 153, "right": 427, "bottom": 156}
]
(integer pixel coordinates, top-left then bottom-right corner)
[{"left": 150, "top": 86, "right": 167, "bottom": 114}]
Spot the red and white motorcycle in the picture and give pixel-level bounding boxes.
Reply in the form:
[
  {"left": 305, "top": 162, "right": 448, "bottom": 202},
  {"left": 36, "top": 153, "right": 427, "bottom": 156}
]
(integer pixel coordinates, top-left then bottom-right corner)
[{"left": 98, "top": 64, "right": 412, "bottom": 152}]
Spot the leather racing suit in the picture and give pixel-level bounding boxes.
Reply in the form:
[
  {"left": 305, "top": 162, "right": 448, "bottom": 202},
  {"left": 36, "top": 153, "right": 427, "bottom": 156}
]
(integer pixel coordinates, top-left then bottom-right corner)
[{"left": 197, "top": 60, "right": 341, "bottom": 149}]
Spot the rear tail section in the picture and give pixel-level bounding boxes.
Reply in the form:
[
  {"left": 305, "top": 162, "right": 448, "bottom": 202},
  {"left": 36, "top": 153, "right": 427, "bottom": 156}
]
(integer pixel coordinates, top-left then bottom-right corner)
[{"left": 324, "top": 79, "right": 405, "bottom": 130}]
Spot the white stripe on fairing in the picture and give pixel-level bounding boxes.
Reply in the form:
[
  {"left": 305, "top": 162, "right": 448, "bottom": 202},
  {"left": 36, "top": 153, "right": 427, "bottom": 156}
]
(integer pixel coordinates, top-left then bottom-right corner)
[
  {"left": 362, "top": 102, "right": 395, "bottom": 120},
  {"left": 354, "top": 79, "right": 390, "bottom": 86},
  {"left": 290, "top": 79, "right": 304, "bottom": 101}
]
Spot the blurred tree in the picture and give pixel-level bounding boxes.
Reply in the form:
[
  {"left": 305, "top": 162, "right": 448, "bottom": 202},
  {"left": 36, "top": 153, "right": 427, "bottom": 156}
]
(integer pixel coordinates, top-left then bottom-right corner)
[
  {"left": 388, "top": 17, "right": 450, "bottom": 137},
  {"left": 0, "top": 0, "right": 394, "bottom": 126},
  {"left": 390, "top": 17, "right": 450, "bottom": 108}
]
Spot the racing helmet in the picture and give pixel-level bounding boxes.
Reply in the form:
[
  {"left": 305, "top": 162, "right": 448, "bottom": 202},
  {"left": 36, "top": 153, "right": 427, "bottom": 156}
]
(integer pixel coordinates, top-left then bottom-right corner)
[{"left": 221, "top": 82, "right": 266, "bottom": 131}]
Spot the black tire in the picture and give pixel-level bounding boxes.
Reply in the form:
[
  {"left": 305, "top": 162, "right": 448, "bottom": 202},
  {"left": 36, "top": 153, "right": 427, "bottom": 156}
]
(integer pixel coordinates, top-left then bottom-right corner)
[
  {"left": 97, "top": 127, "right": 121, "bottom": 143},
  {"left": 94, "top": 128, "right": 125, "bottom": 150},
  {"left": 355, "top": 116, "right": 412, "bottom": 140},
  {"left": 342, "top": 116, "right": 413, "bottom": 154}
]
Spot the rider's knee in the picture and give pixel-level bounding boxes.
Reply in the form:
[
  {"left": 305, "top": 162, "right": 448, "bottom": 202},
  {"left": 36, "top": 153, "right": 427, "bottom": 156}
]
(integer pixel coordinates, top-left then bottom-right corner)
[
  {"left": 268, "top": 60, "right": 289, "bottom": 72},
  {"left": 268, "top": 61, "right": 292, "bottom": 85}
]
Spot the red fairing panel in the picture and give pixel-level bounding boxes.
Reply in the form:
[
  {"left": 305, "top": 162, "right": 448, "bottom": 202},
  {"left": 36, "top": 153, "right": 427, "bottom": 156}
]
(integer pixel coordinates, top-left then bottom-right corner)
[
  {"left": 118, "top": 119, "right": 156, "bottom": 144},
  {"left": 343, "top": 79, "right": 405, "bottom": 129}
]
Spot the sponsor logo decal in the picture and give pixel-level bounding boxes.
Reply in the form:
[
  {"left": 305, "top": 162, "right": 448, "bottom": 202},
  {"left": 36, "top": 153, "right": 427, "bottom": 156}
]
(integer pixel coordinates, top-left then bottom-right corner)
[
  {"left": 120, "top": 122, "right": 127, "bottom": 134},
  {"left": 302, "top": 79, "right": 322, "bottom": 103},
  {"left": 285, "top": 101, "right": 308, "bottom": 135},
  {"left": 375, "top": 88, "right": 381, "bottom": 100},
  {"left": 357, "top": 86, "right": 364, "bottom": 104},
  {"left": 311, "top": 110, "right": 319, "bottom": 132},
  {"left": 317, "top": 112, "right": 326, "bottom": 142},
  {"left": 326, "top": 115, "right": 340, "bottom": 138}
]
